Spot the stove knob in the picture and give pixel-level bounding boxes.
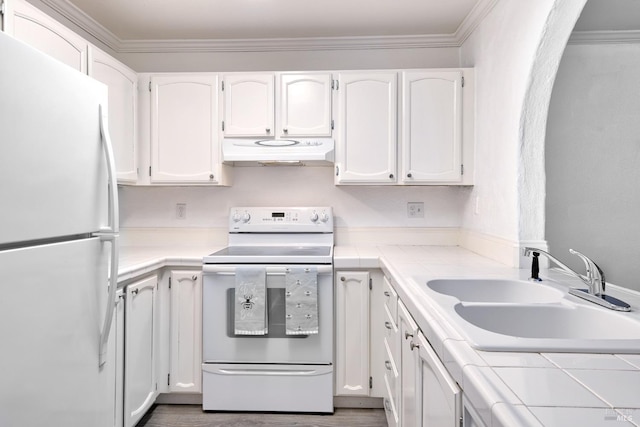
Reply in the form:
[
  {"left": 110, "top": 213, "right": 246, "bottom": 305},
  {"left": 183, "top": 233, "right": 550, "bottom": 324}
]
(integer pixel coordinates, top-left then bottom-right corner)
[
  {"left": 319, "top": 212, "right": 330, "bottom": 223},
  {"left": 242, "top": 212, "right": 251, "bottom": 223},
  {"left": 232, "top": 211, "right": 242, "bottom": 223},
  {"left": 310, "top": 211, "right": 319, "bottom": 222}
]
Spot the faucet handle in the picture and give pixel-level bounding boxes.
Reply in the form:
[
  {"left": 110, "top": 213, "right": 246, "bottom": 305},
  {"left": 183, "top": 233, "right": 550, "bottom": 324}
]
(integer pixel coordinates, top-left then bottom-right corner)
[{"left": 569, "top": 249, "right": 603, "bottom": 295}]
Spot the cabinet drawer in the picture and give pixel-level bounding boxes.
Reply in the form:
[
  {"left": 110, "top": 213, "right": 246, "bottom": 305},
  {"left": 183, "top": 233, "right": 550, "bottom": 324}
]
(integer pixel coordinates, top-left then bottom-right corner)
[
  {"left": 383, "top": 370, "right": 399, "bottom": 427},
  {"left": 383, "top": 338, "right": 399, "bottom": 400},
  {"left": 383, "top": 305, "right": 400, "bottom": 364},
  {"left": 383, "top": 276, "right": 398, "bottom": 322}
]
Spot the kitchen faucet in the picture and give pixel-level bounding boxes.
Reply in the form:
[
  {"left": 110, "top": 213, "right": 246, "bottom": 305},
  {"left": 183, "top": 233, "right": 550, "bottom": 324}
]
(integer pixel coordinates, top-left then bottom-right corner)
[{"left": 523, "top": 247, "right": 630, "bottom": 312}]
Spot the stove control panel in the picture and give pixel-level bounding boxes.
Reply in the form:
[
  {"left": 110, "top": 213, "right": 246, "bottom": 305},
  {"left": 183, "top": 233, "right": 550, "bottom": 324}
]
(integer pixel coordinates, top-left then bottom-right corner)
[{"left": 229, "top": 207, "right": 333, "bottom": 232}]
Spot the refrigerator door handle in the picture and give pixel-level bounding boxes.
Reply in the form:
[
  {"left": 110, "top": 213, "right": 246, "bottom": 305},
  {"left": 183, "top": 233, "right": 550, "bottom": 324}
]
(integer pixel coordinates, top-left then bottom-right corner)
[
  {"left": 95, "top": 104, "right": 120, "bottom": 367},
  {"left": 96, "top": 104, "right": 119, "bottom": 235}
]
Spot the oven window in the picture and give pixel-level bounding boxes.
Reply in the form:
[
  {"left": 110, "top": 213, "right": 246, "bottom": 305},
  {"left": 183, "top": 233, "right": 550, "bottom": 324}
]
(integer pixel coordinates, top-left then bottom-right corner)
[{"left": 226, "top": 288, "right": 307, "bottom": 339}]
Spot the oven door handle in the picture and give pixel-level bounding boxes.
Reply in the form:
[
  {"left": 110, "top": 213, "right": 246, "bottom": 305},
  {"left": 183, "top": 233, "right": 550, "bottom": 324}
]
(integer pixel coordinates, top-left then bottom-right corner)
[{"left": 217, "top": 368, "right": 329, "bottom": 377}]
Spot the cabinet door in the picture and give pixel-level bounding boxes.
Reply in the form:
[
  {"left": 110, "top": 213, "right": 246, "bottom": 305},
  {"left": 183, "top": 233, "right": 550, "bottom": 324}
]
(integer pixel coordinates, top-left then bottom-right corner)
[
  {"left": 335, "top": 72, "right": 397, "bottom": 184},
  {"left": 89, "top": 46, "right": 138, "bottom": 184},
  {"left": 124, "top": 275, "right": 158, "bottom": 427},
  {"left": 169, "top": 271, "right": 202, "bottom": 393},
  {"left": 401, "top": 71, "right": 462, "bottom": 183},
  {"left": 150, "top": 74, "right": 220, "bottom": 184},
  {"left": 223, "top": 73, "right": 274, "bottom": 137},
  {"left": 417, "top": 331, "right": 462, "bottom": 427},
  {"left": 107, "top": 290, "right": 125, "bottom": 427},
  {"left": 335, "top": 271, "right": 370, "bottom": 396},
  {"left": 279, "top": 73, "right": 332, "bottom": 137},
  {"left": 399, "top": 301, "right": 419, "bottom": 427},
  {"left": 11, "top": 0, "right": 87, "bottom": 73}
]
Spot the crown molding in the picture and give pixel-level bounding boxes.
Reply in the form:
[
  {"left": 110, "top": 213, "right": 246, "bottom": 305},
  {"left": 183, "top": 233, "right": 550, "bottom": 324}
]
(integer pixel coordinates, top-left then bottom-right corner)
[
  {"left": 38, "top": 0, "right": 498, "bottom": 53},
  {"left": 569, "top": 30, "right": 640, "bottom": 45},
  {"left": 454, "top": 0, "right": 499, "bottom": 44}
]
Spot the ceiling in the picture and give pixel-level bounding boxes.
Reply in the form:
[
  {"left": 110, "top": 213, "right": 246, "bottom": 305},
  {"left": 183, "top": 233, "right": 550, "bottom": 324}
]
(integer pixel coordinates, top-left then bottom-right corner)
[
  {"left": 37, "top": 0, "right": 496, "bottom": 51},
  {"left": 35, "top": 0, "right": 640, "bottom": 51},
  {"left": 64, "top": 0, "right": 482, "bottom": 40}
]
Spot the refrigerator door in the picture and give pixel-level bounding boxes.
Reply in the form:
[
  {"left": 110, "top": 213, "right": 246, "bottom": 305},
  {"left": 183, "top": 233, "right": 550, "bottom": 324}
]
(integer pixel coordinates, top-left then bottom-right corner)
[
  {"left": 0, "top": 32, "right": 109, "bottom": 245},
  {"left": 0, "top": 237, "right": 112, "bottom": 427}
]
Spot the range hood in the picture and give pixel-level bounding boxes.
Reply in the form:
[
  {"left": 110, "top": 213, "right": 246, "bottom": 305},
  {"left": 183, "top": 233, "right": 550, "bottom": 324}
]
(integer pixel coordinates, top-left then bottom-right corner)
[{"left": 222, "top": 138, "right": 334, "bottom": 166}]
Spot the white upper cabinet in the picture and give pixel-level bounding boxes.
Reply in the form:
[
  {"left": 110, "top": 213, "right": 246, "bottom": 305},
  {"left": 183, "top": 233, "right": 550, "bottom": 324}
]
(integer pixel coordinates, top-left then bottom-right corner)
[
  {"left": 89, "top": 46, "right": 138, "bottom": 184},
  {"left": 10, "top": 0, "right": 88, "bottom": 73},
  {"left": 335, "top": 71, "right": 397, "bottom": 184},
  {"left": 150, "top": 74, "right": 224, "bottom": 184},
  {"left": 279, "top": 73, "right": 333, "bottom": 137},
  {"left": 401, "top": 70, "right": 463, "bottom": 184},
  {"left": 222, "top": 73, "right": 275, "bottom": 137}
]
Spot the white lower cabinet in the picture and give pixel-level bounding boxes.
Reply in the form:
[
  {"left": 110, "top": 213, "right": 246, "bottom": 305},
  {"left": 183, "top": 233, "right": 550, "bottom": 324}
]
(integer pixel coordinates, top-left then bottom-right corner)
[
  {"left": 169, "top": 270, "right": 202, "bottom": 393},
  {"left": 106, "top": 289, "right": 125, "bottom": 427},
  {"left": 384, "top": 278, "right": 462, "bottom": 427},
  {"left": 417, "top": 331, "right": 462, "bottom": 426},
  {"left": 124, "top": 275, "right": 159, "bottom": 427},
  {"left": 335, "top": 271, "right": 370, "bottom": 396},
  {"left": 399, "top": 301, "right": 419, "bottom": 427},
  {"left": 462, "top": 394, "right": 487, "bottom": 427}
]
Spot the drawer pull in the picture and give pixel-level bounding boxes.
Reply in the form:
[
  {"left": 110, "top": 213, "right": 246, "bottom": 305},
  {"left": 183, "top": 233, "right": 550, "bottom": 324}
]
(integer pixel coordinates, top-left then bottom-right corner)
[
  {"left": 385, "top": 360, "right": 392, "bottom": 371},
  {"left": 384, "top": 291, "right": 390, "bottom": 297},
  {"left": 405, "top": 331, "right": 413, "bottom": 340},
  {"left": 410, "top": 341, "right": 420, "bottom": 351},
  {"left": 384, "top": 321, "right": 393, "bottom": 330}
]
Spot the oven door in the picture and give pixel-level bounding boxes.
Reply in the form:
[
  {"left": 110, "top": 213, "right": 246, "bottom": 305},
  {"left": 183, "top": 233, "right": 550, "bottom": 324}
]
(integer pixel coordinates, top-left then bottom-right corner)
[{"left": 202, "top": 264, "right": 333, "bottom": 364}]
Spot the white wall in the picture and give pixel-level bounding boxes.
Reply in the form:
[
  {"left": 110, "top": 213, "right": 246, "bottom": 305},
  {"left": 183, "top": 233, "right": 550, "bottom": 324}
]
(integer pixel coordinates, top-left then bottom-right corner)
[
  {"left": 457, "top": 0, "right": 586, "bottom": 266},
  {"left": 458, "top": 0, "right": 558, "bottom": 243},
  {"left": 546, "top": 42, "right": 640, "bottom": 291},
  {"left": 119, "top": 167, "right": 469, "bottom": 229},
  {"left": 115, "top": 47, "right": 461, "bottom": 73}
]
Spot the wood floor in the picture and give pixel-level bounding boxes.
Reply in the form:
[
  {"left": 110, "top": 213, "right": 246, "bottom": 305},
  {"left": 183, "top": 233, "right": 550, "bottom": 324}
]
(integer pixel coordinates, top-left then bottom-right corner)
[{"left": 136, "top": 405, "right": 388, "bottom": 427}]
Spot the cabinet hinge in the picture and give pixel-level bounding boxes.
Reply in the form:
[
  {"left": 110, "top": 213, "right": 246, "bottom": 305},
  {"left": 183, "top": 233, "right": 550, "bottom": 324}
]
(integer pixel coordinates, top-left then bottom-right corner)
[
  {"left": 148, "top": 81, "right": 151, "bottom": 92},
  {"left": 149, "top": 166, "right": 151, "bottom": 177},
  {"left": 369, "top": 376, "right": 373, "bottom": 389},
  {"left": 461, "top": 164, "right": 464, "bottom": 176},
  {"left": 332, "top": 80, "right": 339, "bottom": 90},
  {"left": 167, "top": 373, "right": 171, "bottom": 386},
  {"left": 222, "top": 121, "right": 225, "bottom": 132},
  {"left": 369, "top": 278, "right": 373, "bottom": 290},
  {"left": 0, "top": 1, "right": 6, "bottom": 16},
  {"left": 461, "top": 76, "right": 465, "bottom": 88},
  {"left": 221, "top": 81, "right": 225, "bottom": 91},
  {"left": 335, "top": 165, "right": 339, "bottom": 176},
  {"left": 168, "top": 277, "right": 171, "bottom": 289},
  {"left": 331, "top": 119, "right": 334, "bottom": 130}
]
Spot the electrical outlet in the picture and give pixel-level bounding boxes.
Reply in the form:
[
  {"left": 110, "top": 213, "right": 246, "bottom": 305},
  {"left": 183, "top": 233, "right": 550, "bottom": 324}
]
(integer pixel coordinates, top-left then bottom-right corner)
[
  {"left": 176, "top": 203, "right": 187, "bottom": 220},
  {"left": 407, "top": 202, "right": 424, "bottom": 218}
]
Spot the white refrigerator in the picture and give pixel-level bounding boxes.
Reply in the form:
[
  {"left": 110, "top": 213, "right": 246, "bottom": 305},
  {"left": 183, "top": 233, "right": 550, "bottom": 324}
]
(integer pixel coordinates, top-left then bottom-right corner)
[{"left": 0, "top": 32, "right": 119, "bottom": 426}]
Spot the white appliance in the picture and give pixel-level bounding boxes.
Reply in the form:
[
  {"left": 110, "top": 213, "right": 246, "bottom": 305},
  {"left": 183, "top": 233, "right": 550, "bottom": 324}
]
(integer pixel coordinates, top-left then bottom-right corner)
[
  {"left": 222, "top": 137, "right": 334, "bottom": 165},
  {"left": 0, "top": 33, "right": 119, "bottom": 426},
  {"left": 202, "top": 207, "right": 334, "bottom": 413}
]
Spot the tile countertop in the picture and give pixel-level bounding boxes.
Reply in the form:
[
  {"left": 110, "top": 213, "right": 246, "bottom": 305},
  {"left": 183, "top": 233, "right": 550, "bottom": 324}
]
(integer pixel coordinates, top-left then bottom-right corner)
[
  {"left": 117, "top": 244, "right": 640, "bottom": 426},
  {"left": 117, "top": 245, "right": 222, "bottom": 283},
  {"left": 334, "top": 246, "right": 640, "bottom": 427}
]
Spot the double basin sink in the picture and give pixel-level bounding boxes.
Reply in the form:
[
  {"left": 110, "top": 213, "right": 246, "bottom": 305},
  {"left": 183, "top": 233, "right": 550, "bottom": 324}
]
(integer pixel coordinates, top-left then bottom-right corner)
[{"left": 421, "top": 278, "right": 640, "bottom": 353}]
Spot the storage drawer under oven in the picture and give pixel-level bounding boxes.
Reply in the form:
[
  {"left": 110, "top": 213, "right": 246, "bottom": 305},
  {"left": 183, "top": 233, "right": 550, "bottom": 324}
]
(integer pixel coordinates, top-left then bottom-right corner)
[{"left": 202, "top": 264, "right": 333, "bottom": 364}]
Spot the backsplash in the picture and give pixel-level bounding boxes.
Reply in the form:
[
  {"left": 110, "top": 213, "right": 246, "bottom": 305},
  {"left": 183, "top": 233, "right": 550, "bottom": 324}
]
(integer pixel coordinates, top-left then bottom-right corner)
[{"left": 119, "top": 166, "right": 471, "bottom": 229}]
